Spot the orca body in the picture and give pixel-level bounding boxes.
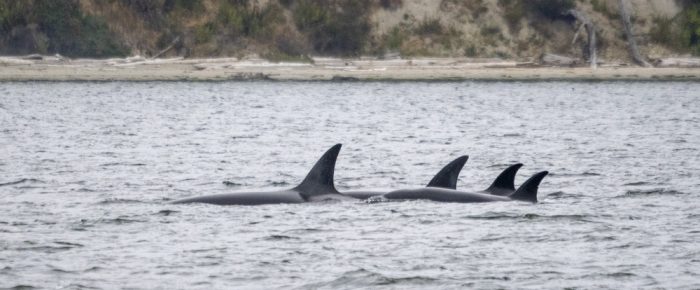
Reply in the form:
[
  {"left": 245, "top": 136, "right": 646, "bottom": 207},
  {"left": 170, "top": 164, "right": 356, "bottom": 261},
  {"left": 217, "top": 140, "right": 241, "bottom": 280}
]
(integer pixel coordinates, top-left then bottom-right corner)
[
  {"left": 381, "top": 171, "right": 548, "bottom": 203},
  {"left": 341, "top": 155, "right": 469, "bottom": 199},
  {"left": 173, "top": 144, "right": 349, "bottom": 205}
]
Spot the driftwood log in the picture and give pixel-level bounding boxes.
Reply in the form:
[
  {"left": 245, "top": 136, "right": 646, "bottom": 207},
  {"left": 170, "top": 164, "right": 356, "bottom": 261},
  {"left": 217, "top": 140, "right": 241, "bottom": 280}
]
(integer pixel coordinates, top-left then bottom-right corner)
[
  {"left": 618, "top": 0, "right": 651, "bottom": 67},
  {"left": 541, "top": 53, "right": 579, "bottom": 66},
  {"left": 654, "top": 58, "right": 700, "bottom": 68},
  {"left": 152, "top": 36, "right": 181, "bottom": 59},
  {"left": 567, "top": 9, "right": 597, "bottom": 69}
]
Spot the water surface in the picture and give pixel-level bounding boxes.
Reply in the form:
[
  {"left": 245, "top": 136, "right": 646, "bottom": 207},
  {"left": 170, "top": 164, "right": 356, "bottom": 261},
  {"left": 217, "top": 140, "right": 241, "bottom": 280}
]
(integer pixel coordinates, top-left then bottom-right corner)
[{"left": 1, "top": 81, "right": 699, "bottom": 289}]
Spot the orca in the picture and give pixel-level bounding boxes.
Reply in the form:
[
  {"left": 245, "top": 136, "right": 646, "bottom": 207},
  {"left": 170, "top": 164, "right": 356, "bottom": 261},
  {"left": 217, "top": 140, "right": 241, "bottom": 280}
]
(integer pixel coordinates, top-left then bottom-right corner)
[
  {"left": 482, "top": 163, "right": 523, "bottom": 196},
  {"left": 172, "top": 144, "right": 349, "bottom": 205},
  {"left": 341, "top": 155, "right": 469, "bottom": 199},
  {"left": 380, "top": 171, "right": 548, "bottom": 203}
]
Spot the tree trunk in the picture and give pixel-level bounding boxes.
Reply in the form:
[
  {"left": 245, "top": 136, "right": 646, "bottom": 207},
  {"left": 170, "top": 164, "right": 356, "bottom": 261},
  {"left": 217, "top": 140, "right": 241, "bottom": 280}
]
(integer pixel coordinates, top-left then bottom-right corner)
[
  {"left": 152, "top": 36, "right": 181, "bottom": 59},
  {"left": 567, "top": 10, "right": 597, "bottom": 69},
  {"left": 618, "top": 0, "right": 651, "bottom": 67}
]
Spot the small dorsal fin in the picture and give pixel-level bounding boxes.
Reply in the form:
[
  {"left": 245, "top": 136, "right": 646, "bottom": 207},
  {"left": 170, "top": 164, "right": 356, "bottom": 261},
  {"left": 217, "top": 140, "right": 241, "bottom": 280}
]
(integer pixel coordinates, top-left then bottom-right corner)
[
  {"left": 508, "top": 171, "right": 548, "bottom": 203},
  {"left": 294, "top": 144, "right": 341, "bottom": 199},
  {"left": 484, "top": 163, "right": 523, "bottom": 196},
  {"left": 426, "top": 155, "right": 469, "bottom": 189}
]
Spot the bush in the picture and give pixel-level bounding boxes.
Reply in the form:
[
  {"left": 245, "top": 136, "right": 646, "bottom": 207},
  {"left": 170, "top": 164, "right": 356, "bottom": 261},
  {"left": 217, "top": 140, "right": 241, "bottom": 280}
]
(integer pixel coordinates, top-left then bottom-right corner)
[
  {"left": 292, "top": 0, "right": 372, "bottom": 55},
  {"left": 680, "top": 2, "right": 700, "bottom": 54},
  {"left": 163, "top": 0, "right": 204, "bottom": 13},
  {"left": 415, "top": 18, "right": 444, "bottom": 36},
  {"left": 0, "top": 0, "right": 129, "bottom": 57},
  {"left": 650, "top": 17, "right": 678, "bottom": 48},
  {"left": 530, "top": 0, "right": 574, "bottom": 20},
  {"left": 195, "top": 22, "right": 216, "bottom": 44},
  {"left": 498, "top": 0, "right": 524, "bottom": 30},
  {"left": 218, "top": 1, "right": 284, "bottom": 38},
  {"left": 590, "top": 0, "right": 618, "bottom": 19},
  {"left": 499, "top": 0, "right": 574, "bottom": 26},
  {"left": 1, "top": 2, "right": 29, "bottom": 33},
  {"left": 379, "top": 0, "right": 403, "bottom": 10},
  {"left": 385, "top": 26, "right": 406, "bottom": 50},
  {"left": 293, "top": 0, "right": 329, "bottom": 31},
  {"left": 651, "top": 2, "right": 700, "bottom": 55}
]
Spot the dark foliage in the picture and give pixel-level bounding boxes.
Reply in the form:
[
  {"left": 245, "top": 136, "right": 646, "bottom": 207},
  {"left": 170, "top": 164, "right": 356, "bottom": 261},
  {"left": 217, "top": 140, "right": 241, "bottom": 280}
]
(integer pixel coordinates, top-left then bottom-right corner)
[
  {"left": 0, "top": 0, "right": 128, "bottom": 57},
  {"left": 292, "top": 0, "right": 372, "bottom": 55}
]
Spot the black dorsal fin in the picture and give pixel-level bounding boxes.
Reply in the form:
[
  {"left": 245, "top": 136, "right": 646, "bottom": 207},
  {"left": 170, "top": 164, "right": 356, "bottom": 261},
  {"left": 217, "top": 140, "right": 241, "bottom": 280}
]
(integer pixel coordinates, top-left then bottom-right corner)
[
  {"left": 484, "top": 163, "right": 523, "bottom": 196},
  {"left": 426, "top": 155, "right": 469, "bottom": 189},
  {"left": 508, "top": 171, "right": 549, "bottom": 203},
  {"left": 294, "top": 144, "right": 341, "bottom": 199}
]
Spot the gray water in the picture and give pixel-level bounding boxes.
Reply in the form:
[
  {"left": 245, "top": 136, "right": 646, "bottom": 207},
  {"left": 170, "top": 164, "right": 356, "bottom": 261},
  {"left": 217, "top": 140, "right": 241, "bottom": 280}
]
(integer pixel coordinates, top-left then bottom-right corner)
[{"left": 0, "top": 81, "right": 698, "bottom": 289}]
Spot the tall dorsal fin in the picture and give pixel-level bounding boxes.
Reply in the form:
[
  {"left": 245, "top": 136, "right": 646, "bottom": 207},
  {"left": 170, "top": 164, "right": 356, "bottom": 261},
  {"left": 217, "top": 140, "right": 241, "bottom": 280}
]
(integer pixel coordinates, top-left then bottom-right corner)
[
  {"left": 484, "top": 163, "right": 523, "bottom": 196},
  {"left": 294, "top": 144, "right": 341, "bottom": 199},
  {"left": 508, "top": 171, "right": 548, "bottom": 203},
  {"left": 426, "top": 155, "right": 469, "bottom": 189}
]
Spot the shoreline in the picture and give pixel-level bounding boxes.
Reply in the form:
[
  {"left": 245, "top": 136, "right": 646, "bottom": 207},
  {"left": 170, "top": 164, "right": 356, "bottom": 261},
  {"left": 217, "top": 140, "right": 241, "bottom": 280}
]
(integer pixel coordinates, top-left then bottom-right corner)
[{"left": 1, "top": 56, "right": 699, "bottom": 82}]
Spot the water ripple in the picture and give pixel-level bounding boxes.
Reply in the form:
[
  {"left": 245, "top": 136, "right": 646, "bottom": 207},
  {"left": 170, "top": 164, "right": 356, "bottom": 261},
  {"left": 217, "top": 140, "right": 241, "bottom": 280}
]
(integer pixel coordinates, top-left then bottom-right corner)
[{"left": 1, "top": 81, "right": 698, "bottom": 289}]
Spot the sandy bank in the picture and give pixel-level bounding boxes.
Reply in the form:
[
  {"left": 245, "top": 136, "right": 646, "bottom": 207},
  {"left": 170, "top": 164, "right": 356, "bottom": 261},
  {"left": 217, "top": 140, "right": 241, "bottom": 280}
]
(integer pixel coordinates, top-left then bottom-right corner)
[{"left": 1, "top": 56, "right": 699, "bottom": 81}]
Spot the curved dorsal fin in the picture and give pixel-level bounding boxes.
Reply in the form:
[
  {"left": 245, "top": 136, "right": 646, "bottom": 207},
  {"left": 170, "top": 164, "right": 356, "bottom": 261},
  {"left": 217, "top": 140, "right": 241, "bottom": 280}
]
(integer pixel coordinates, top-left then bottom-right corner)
[
  {"left": 508, "top": 171, "right": 548, "bottom": 203},
  {"left": 426, "top": 155, "right": 469, "bottom": 189},
  {"left": 294, "top": 144, "right": 341, "bottom": 199},
  {"left": 484, "top": 163, "right": 523, "bottom": 196}
]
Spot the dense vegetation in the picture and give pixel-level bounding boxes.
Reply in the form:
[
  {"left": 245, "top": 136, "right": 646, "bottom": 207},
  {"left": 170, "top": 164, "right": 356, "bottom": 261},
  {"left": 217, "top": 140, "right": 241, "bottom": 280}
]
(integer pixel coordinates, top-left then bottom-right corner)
[
  {"left": 650, "top": 0, "right": 700, "bottom": 55},
  {"left": 0, "top": 0, "right": 128, "bottom": 57},
  {"left": 1, "top": 0, "right": 699, "bottom": 58}
]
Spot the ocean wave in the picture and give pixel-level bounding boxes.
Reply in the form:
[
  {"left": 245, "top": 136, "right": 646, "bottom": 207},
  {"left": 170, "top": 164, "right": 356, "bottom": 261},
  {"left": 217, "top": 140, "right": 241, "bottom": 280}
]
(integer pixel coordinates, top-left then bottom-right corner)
[
  {"left": 100, "top": 162, "right": 146, "bottom": 167},
  {"left": 463, "top": 212, "right": 595, "bottom": 222},
  {"left": 620, "top": 188, "right": 687, "bottom": 197},
  {"left": 0, "top": 178, "right": 43, "bottom": 187},
  {"left": 222, "top": 181, "right": 244, "bottom": 187},
  {"left": 299, "top": 269, "right": 439, "bottom": 289},
  {"left": 96, "top": 198, "right": 146, "bottom": 204}
]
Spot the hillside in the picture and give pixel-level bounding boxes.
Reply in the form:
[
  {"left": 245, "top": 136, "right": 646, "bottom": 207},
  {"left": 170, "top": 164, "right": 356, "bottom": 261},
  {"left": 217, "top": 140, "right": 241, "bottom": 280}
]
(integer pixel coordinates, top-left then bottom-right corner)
[{"left": 1, "top": 0, "right": 699, "bottom": 64}]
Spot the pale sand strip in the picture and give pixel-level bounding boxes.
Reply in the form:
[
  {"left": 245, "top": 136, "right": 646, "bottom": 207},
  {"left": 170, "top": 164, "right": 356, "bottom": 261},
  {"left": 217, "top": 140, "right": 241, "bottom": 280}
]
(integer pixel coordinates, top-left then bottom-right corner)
[{"left": 1, "top": 57, "right": 699, "bottom": 81}]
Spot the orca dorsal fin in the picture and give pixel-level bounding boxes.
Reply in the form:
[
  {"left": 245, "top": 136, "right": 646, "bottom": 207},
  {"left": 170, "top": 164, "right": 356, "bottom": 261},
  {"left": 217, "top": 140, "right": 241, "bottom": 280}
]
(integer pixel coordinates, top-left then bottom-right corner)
[
  {"left": 484, "top": 163, "right": 523, "bottom": 195},
  {"left": 426, "top": 155, "right": 469, "bottom": 189},
  {"left": 508, "top": 171, "right": 548, "bottom": 203},
  {"left": 294, "top": 144, "right": 341, "bottom": 199}
]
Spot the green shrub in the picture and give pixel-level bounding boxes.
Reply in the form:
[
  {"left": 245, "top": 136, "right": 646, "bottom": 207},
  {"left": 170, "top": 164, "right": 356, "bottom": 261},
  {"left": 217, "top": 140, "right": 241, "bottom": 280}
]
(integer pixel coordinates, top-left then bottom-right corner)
[
  {"left": 651, "top": 2, "right": 700, "bottom": 55},
  {"left": 480, "top": 25, "right": 501, "bottom": 37},
  {"left": 681, "top": 2, "right": 700, "bottom": 54},
  {"left": 0, "top": 1, "right": 25, "bottom": 32},
  {"left": 650, "top": 17, "right": 678, "bottom": 48},
  {"left": 218, "top": 1, "right": 284, "bottom": 38},
  {"left": 10, "top": 0, "right": 129, "bottom": 57},
  {"left": 590, "top": 0, "right": 618, "bottom": 19},
  {"left": 415, "top": 18, "right": 444, "bottom": 36},
  {"left": 385, "top": 26, "right": 406, "bottom": 50},
  {"left": 498, "top": 0, "right": 524, "bottom": 30},
  {"left": 292, "top": 0, "right": 372, "bottom": 55},
  {"left": 530, "top": 0, "right": 574, "bottom": 19},
  {"left": 499, "top": 0, "right": 573, "bottom": 26},
  {"left": 293, "top": 0, "right": 329, "bottom": 30},
  {"left": 163, "top": 0, "right": 204, "bottom": 13},
  {"left": 195, "top": 22, "right": 216, "bottom": 44},
  {"left": 464, "top": 45, "right": 477, "bottom": 57}
]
